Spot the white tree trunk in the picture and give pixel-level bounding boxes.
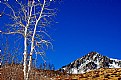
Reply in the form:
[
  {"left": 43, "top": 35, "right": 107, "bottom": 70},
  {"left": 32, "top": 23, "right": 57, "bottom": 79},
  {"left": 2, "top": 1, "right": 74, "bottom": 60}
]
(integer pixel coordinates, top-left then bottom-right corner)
[
  {"left": 26, "top": 0, "right": 46, "bottom": 80},
  {"left": 23, "top": 1, "right": 33, "bottom": 80},
  {"left": 23, "top": 27, "right": 27, "bottom": 80}
]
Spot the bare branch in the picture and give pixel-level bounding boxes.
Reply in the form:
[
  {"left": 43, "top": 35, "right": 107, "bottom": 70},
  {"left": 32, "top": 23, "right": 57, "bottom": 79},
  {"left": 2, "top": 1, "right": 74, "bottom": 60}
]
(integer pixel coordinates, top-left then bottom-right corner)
[{"left": 3, "top": 2, "right": 17, "bottom": 19}]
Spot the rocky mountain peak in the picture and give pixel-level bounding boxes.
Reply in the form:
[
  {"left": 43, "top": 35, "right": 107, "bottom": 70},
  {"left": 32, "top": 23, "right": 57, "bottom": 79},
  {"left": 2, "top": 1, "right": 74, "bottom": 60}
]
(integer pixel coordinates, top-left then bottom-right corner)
[{"left": 59, "top": 52, "right": 121, "bottom": 74}]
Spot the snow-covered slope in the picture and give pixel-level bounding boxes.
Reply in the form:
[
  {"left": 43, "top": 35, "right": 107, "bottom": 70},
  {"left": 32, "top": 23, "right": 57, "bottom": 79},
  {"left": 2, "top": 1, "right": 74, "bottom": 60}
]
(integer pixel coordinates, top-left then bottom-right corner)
[{"left": 59, "top": 52, "right": 121, "bottom": 74}]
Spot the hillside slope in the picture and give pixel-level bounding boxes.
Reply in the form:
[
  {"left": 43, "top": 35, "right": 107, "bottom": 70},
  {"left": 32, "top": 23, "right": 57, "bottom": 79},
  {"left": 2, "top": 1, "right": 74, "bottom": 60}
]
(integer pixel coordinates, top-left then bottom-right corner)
[
  {"left": 56, "top": 68, "right": 121, "bottom": 80},
  {"left": 1, "top": 64, "right": 121, "bottom": 80}
]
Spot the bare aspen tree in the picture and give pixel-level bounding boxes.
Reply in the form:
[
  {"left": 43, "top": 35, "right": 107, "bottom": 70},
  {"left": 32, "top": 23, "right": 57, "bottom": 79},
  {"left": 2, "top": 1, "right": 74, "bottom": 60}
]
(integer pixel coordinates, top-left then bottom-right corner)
[{"left": 0, "top": 0, "right": 57, "bottom": 80}]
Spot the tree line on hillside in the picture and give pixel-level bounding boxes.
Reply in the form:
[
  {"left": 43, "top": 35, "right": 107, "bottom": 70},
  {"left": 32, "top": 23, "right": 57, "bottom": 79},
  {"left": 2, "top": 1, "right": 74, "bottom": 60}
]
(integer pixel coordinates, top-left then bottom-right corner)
[{"left": 0, "top": 53, "right": 55, "bottom": 71}]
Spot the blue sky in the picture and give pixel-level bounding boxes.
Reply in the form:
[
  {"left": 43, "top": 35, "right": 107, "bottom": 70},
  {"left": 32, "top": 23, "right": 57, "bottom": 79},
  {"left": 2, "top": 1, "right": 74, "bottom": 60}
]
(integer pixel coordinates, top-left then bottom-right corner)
[
  {"left": 46, "top": 0, "right": 121, "bottom": 69},
  {"left": 0, "top": 0, "right": 121, "bottom": 69}
]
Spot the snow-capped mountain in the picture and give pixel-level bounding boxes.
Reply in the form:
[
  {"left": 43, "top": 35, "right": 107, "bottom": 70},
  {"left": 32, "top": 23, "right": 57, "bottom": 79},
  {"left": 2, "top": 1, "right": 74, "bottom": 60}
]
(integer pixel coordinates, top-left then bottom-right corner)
[{"left": 59, "top": 52, "right": 121, "bottom": 74}]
